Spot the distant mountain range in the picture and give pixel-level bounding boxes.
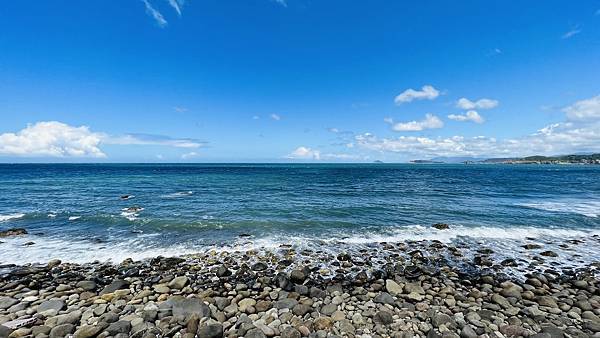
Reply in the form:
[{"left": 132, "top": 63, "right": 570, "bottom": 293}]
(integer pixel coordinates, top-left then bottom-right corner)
[{"left": 410, "top": 154, "right": 600, "bottom": 164}]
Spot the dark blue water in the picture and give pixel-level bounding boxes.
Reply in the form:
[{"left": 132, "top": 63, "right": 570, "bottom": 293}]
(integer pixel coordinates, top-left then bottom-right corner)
[{"left": 1, "top": 163, "right": 599, "bottom": 264}]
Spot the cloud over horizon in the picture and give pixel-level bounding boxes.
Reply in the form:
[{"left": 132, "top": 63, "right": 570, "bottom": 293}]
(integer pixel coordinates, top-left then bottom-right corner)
[{"left": 385, "top": 114, "right": 444, "bottom": 131}]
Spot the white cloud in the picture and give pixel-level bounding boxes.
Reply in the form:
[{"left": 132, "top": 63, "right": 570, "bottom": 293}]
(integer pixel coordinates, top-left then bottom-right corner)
[
  {"left": 394, "top": 85, "right": 440, "bottom": 104},
  {"left": 142, "top": 0, "right": 167, "bottom": 27},
  {"left": 272, "top": 0, "right": 287, "bottom": 7},
  {"left": 448, "top": 110, "right": 485, "bottom": 124},
  {"left": 173, "top": 106, "right": 188, "bottom": 113},
  {"left": 181, "top": 151, "right": 199, "bottom": 159},
  {"left": 562, "top": 26, "right": 581, "bottom": 39},
  {"left": 286, "top": 146, "right": 320, "bottom": 160},
  {"left": 270, "top": 113, "right": 281, "bottom": 121},
  {"left": 456, "top": 98, "right": 499, "bottom": 110},
  {"left": 0, "top": 121, "right": 105, "bottom": 158},
  {"left": 167, "top": 0, "right": 185, "bottom": 16},
  {"left": 327, "top": 127, "right": 339, "bottom": 133},
  {"left": 104, "top": 133, "right": 204, "bottom": 148},
  {"left": 386, "top": 114, "right": 444, "bottom": 131},
  {"left": 562, "top": 95, "right": 600, "bottom": 121}
]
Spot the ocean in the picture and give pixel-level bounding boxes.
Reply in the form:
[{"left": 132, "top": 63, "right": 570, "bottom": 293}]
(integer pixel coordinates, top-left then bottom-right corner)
[{"left": 1, "top": 163, "right": 599, "bottom": 269}]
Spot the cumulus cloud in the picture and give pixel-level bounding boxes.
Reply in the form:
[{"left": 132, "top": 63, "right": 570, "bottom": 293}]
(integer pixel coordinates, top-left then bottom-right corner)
[
  {"left": 448, "top": 110, "right": 485, "bottom": 124},
  {"left": 456, "top": 98, "right": 499, "bottom": 110},
  {"left": 0, "top": 121, "right": 206, "bottom": 158},
  {"left": 562, "top": 95, "right": 600, "bottom": 121},
  {"left": 270, "top": 114, "right": 281, "bottom": 121},
  {"left": 286, "top": 146, "right": 320, "bottom": 160},
  {"left": 394, "top": 85, "right": 440, "bottom": 104},
  {"left": 142, "top": 0, "right": 167, "bottom": 27},
  {"left": 386, "top": 114, "right": 444, "bottom": 131},
  {"left": 0, "top": 121, "right": 105, "bottom": 158}
]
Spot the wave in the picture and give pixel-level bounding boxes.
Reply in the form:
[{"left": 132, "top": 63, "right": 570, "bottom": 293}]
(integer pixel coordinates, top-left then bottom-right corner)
[
  {"left": 162, "top": 191, "right": 193, "bottom": 198},
  {"left": 0, "top": 213, "right": 25, "bottom": 222},
  {"left": 519, "top": 199, "right": 600, "bottom": 218}
]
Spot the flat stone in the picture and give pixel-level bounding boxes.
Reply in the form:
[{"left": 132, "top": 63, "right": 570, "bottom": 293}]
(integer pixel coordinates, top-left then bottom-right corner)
[
  {"left": 374, "top": 292, "right": 395, "bottom": 305},
  {"left": 168, "top": 276, "right": 189, "bottom": 290},
  {"left": 197, "top": 323, "right": 223, "bottom": 338},
  {"left": 49, "top": 324, "right": 75, "bottom": 338},
  {"left": 373, "top": 311, "right": 393, "bottom": 325},
  {"left": 275, "top": 298, "right": 298, "bottom": 309},
  {"left": 38, "top": 299, "right": 66, "bottom": 313},
  {"left": 385, "top": 280, "right": 403, "bottom": 295},
  {"left": 168, "top": 296, "right": 211, "bottom": 320},
  {"left": 100, "top": 280, "right": 129, "bottom": 295},
  {"left": 0, "top": 297, "right": 18, "bottom": 310},
  {"left": 238, "top": 298, "right": 257, "bottom": 312}
]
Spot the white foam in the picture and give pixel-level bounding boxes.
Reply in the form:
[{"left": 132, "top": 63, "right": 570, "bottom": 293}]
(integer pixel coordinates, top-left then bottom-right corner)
[
  {"left": 68, "top": 216, "right": 81, "bottom": 221},
  {"left": 520, "top": 199, "right": 600, "bottom": 218},
  {"left": 162, "top": 191, "right": 193, "bottom": 198},
  {"left": 0, "top": 213, "right": 25, "bottom": 222}
]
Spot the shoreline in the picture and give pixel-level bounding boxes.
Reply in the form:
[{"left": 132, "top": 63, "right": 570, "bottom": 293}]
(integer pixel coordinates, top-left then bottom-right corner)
[{"left": 1, "top": 239, "right": 599, "bottom": 338}]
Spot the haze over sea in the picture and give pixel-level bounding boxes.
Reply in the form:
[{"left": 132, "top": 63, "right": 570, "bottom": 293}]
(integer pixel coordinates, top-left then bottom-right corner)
[{"left": 1, "top": 163, "right": 598, "bottom": 270}]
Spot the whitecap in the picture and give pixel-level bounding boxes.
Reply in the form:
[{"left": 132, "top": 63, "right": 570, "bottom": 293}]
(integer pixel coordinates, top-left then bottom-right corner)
[
  {"left": 0, "top": 213, "right": 25, "bottom": 222},
  {"left": 68, "top": 216, "right": 81, "bottom": 221},
  {"left": 519, "top": 199, "right": 600, "bottom": 217},
  {"left": 162, "top": 191, "right": 194, "bottom": 198}
]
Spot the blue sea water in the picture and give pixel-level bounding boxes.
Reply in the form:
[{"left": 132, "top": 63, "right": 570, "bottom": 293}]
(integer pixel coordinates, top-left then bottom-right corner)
[{"left": 0, "top": 163, "right": 599, "bottom": 266}]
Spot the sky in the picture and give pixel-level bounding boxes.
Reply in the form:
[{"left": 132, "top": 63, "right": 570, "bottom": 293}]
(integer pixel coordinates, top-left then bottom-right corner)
[{"left": 0, "top": 0, "right": 599, "bottom": 162}]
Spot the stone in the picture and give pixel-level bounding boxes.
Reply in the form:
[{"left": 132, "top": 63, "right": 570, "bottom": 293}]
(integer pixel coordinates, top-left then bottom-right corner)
[
  {"left": 432, "top": 313, "right": 453, "bottom": 328},
  {"left": 385, "top": 279, "right": 403, "bottom": 295},
  {"left": 281, "top": 326, "right": 301, "bottom": 338},
  {"left": 293, "top": 304, "right": 312, "bottom": 316},
  {"left": 374, "top": 292, "right": 395, "bottom": 305},
  {"left": 106, "top": 321, "right": 131, "bottom": 335},
  {"left": 0, "top": 297, "right": 18, "bottom": 310},
  {"left": 540, "top": 251, "right": 558, "bottom": 257},
  {"left": 76, "top": 280, "right": 97, "bottom": 291},
  {"left": 537, "top": 296, "right": 558, "bottom": 308},
  {"left": 153, "top": 284, "right": 170, "bottom": 293},
  {"left": 460, "top": 325, "right": 478, "bottom": 338},
  {"left": 238, "top": 298, "right": 257, "bottom": 312},
  {"left": 275, "top": 298, "right": 298, "bottom": 309},
  {"left": 255, "top": 300, "right": 272, "bottom": 312},
  {"left": 0, "top": 228, "right": 27, "bottom": 237},
  {"left": 313, "top": 317, "right": 333, "bottom": 330},
  {"left": 100, "top": 280, "right": 129, "bottom": 295},
  {"left": 491, "top": 294, "right": 511, "bottom": 309},
  {"left": 168, "top": 276, "right": 189, "bottom": 289},
  {"left": 252, "top": 262, "right": 268, "bottom": 271},
  {"left": 197, "top": 323, "right": 223, "bottom": 338},
  {"left": 290, "top": 269, "right": 307, "bottom": 284},
  {"left": 245, "top": 328, "right": 267, "bottom": 338},
  {"left": 432, "top": 223, "right": 449, "bottom": 230},
  {"left": 38, "top": 299, "right": 66, "bottom": 313},
  {"left": 320, "top": 303, "right": 337, "bottom": 315},
  {"left": 169, "top": 297, "right": 211, "bottom": 319},
  {"left": 49, "top": 324, "right": 75, "bottom": 338},
  {"left": 373, "top": 311, "right": 393, "bottom": 325},
  {"left": 74, "top": 323, "right": 109, "bottom": 338}
]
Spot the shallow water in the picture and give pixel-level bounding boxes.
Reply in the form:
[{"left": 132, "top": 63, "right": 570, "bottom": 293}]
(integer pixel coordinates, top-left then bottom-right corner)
[{"left": 0, "top": 163, "right": 599, "bottom": 266}]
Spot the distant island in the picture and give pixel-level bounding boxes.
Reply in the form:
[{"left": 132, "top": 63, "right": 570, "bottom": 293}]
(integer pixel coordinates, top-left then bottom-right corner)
[{"left": 411, "top": 153, "right": 600, "bottom": 165}]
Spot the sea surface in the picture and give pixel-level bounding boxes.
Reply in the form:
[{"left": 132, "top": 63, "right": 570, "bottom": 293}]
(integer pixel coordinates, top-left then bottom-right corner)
[{"left": 1, "top": 163, "right": 599, "bottom": 269}]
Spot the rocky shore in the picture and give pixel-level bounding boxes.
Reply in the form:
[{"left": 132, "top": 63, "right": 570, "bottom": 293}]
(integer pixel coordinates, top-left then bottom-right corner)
[{"left": 1, "top": 237, "right": 599, "bottom": 338}]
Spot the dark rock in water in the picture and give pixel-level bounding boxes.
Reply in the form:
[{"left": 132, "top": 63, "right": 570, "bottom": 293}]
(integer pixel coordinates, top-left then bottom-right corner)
[
  {"left": 216, "top": 265, "right": 232, "bottom": 277},
  {"left": 100, "top": 279, "right": 129, "bottom": 295},
  {"left": 251, "top": 262, "right": 268, "bottom": 271},
  {"left": 337, "top": 253, "right": 352, "bottom": 261},
  {"left": 120, "top": 195, "right": 133, "bottom": 200},
  {"left": 540, "top": 251, "right": 558, "bottom": 257},
  {"left": 501, "top": 258, "right": 519, "bottom": 267},
  {"left": 523, "top": 244, "right": 542, "bottom": 250},
  {"left": 404, "top": 265, "right": 422, "bottom": 279},
  {"left": 290, "top": 269, "right": 307, "bottom": 284},
  {"left": 432, "top": 223, "right": 449, "bottom": 230},
  {"left": 238, "top": 233, "right": 252, "bottom": 238},
  {"left": 275, "top": 272, "right": 292, "bottom": 290},
  {"left": 0, "top": 228, "right": 28, "bottom": 238},
  {"left": 22, "top": 241, "right": 35, "bottom": 246},
  {"left": 197, "top": 323, "right": 223, "bottom": 338}
]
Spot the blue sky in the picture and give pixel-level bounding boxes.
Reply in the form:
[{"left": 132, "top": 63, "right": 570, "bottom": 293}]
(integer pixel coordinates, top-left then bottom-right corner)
[{"left": 0, "top": 0, "right": 599, "bottom": 162}]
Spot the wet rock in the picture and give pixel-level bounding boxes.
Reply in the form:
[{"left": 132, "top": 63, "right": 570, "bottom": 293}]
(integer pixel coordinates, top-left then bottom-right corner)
[
  {"left": 252, "top": 262, "right": 268, "bottom": 271},
  {"left": 290, "top": 269, "right": 307, "bottom": 284},
  {"left": 100, "top": 279, "right": 129, "bottom": 295},
  {"left": 522, "top": 244, "right": 542, "bottom": 250},
  {"left": 540, "top": 251, "right": 558, "bottom": 257},
  {"left": 432, "top": 223, "right": 449, "bottom": 230},
  {"left": 0, "top": 228, "right": 28, "bottom": 237}
]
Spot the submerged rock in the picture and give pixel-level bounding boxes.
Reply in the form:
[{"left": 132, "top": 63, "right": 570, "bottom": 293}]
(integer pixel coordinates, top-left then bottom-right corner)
[{"left": 0, "top": 228, "right": 28, "bottom": 238}]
